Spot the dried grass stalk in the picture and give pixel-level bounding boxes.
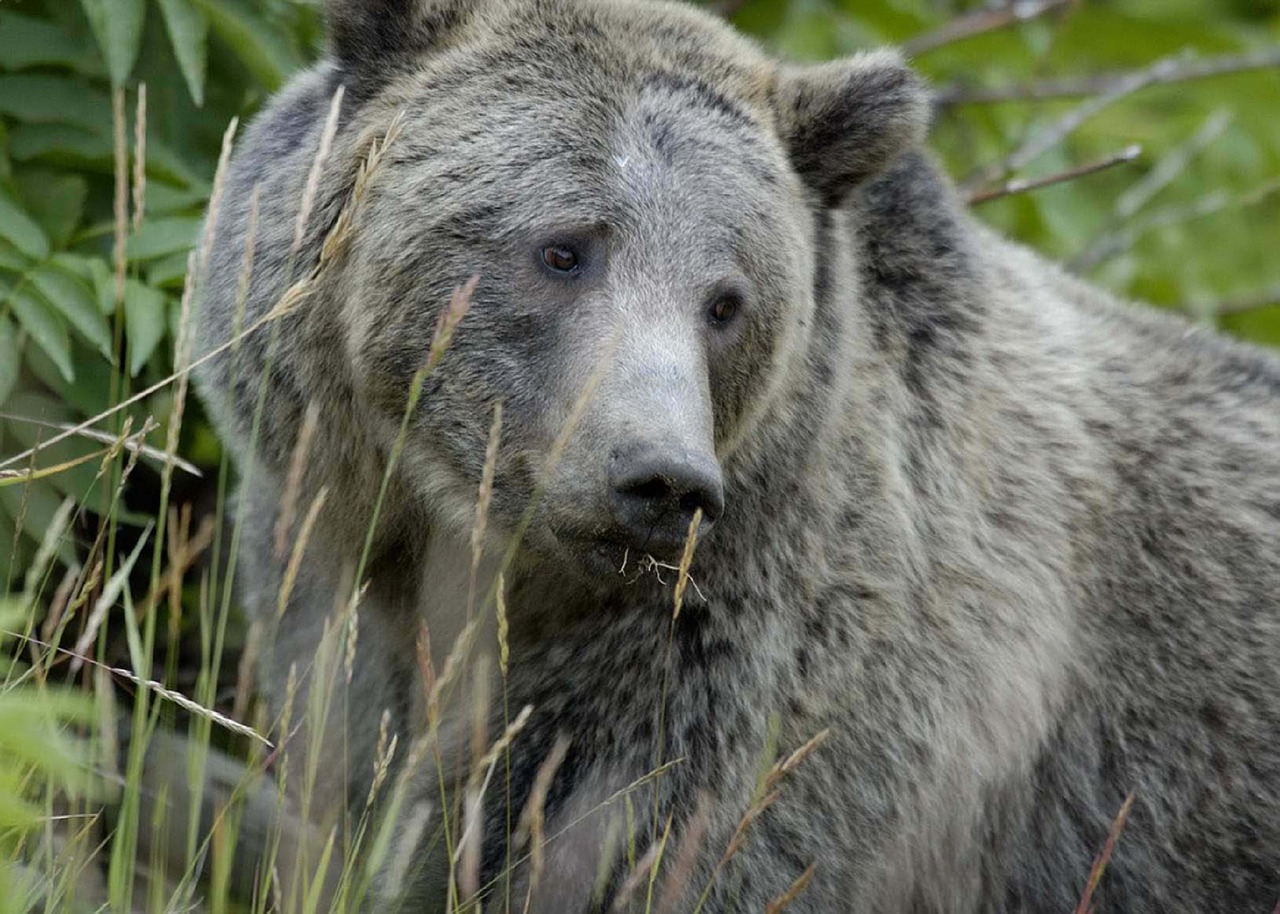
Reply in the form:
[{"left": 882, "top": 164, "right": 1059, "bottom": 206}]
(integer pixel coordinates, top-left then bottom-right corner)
[
  {"left": 764, "top": 863, "right": 817, "bottom": 913},
  {"left": 276, "top": 402, "right": 321, "bottom": 560},
  {"left": 131, "top": 83, "right": 147, "bottom": 234},
  {"left": 277, "top": 488, "right": 329, "bottom": 620}
]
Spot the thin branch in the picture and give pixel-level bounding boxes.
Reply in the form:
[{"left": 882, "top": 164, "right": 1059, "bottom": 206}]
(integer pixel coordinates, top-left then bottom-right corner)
[
  {"left": 1070, "top": 176, "right": 1280, "bottom": 272},
  {"left": 939, "top": 45, "right": 1280, "bottom": 105},
  {"left": 1113, "top": 109, "right": 1232, "bottom": 220},
  {"left": 968, "top": 144, "right": 1142, "bottom": 205},
  {"left": 711, "top": 0, "right": 748, "bottom": 17},
  {"left": 1033, "top": 56, "right": 1178, "bottom": 182},
  {"left": 904, "top": 0, "right": 1076, "bottom": 57},
  {"left": 962, "top": 50, "right": 1211, "bottom": 192},
  {"left": 1196, "top": 284, "right": 1280, "bottom": 318},
  {"left": 0, "top": 413, "right": 203, "bottom": 478},
  {"left": 1067, "top": 110, "right": 1231, "bottom": 270}
]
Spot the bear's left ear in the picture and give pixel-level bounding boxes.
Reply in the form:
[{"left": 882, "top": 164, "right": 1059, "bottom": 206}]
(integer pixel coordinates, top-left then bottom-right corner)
[
  {"left": 774, "top": 50, "right": 930, "bottom": 206},
  {"left": 326, "top": 0, "right": 472, "bottom": 72}
]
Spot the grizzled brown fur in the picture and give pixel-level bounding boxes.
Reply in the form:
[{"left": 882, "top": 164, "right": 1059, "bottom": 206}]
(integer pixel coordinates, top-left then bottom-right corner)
[{"left": 192, "top": 0, "right": 1280, "bottom": 911}]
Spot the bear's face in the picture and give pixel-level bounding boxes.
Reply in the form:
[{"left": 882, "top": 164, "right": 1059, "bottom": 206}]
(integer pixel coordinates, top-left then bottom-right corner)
[{"left": 329, "top": 0, "right": 928, "bottom": 579}]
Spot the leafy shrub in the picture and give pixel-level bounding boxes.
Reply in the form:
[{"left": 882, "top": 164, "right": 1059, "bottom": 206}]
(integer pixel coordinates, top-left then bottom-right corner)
[
  {"left": 0, "top": 0, "right": 322, "bottom": 579},
  {"left": 0, "top": 599, "right": 91, "bottom": 914}
]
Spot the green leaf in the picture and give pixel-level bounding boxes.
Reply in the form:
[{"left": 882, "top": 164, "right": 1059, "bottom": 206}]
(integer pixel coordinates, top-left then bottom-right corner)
[
  {"left": 28, "top": 266, "right": 113, "bottom": 359},
  {"left": 6, "top": 123, "right": 111, "bottom": 173},
  {"left": 0, "top": 192, "right": 49, "bottom": 261},
  {"left": 88, "top": 258, "right": 117, "bottom": 315},
  {"left": 23, "top": 339, "right": 120, "bottom": 419},
  {"left": 79, "top": 0, "right": 147, "bottom": 87},
  {"left": 0, "top": 75, "right": 112, "bottom": 134},
  {"left": 7, "top": 124, "right": 197, "bottom": 188},
  {"left": 3, "top": 393, "right": 102, "bottom": 501},
  {"left": 146, "top": 181, "right": 209, "bottom": 216},
  {"left": 0, "top": 474, "right": 77, "bottom": 566},
  {"left": 127, "top": 216, "right": 202, "bottom": 262},
  {"left": 0, "top": 120, "right": 10, "bottom": 184},
  {"left": 158, "top": 0, "right": 210, "bottom": 106},
  {"left": 15, "top": 170, "right": 88, "bottom": 249},
  {"left": 124, "top": 279, "right": 168, "bottom": 376},
  {"left": 50, "top": 253, "right": 97, "bottom": 285},
  {"left": 0, "top": 317, "right": 18, "bottom": 405},
  {"left": 0, "top": 11, "right": 97, "bottom": 74},
  {"left": 147, "top": 250, "right": 193, "bottom": 289},
  {"left": 0, "top": 239, "right": 28, "bottom": 274},
  {"left": 194, "top": 0, "right": 301, "bottom": 91},
  {"left": 6, "top": 286, "right": 72, "bottom": 383},
  {"left": 0, "top": 785, "right": 41, "bottom": 830}
]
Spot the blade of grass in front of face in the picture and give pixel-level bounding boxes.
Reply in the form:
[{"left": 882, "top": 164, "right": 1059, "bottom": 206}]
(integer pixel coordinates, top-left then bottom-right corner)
[{"left": 649, "top": 510, "right": 703, "bottom": 853}]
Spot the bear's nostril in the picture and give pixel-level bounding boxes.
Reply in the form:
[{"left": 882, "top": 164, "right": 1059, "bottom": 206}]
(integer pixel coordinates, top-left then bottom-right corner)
[
  {"left": 621, "top": 478, "right": 672, "bottom": 502},
  {"left": 608, "top": 449, "right": 725, "bottom": 550},
  {"left": 679, "top": 491, "right": 709, "bottom": 515}
]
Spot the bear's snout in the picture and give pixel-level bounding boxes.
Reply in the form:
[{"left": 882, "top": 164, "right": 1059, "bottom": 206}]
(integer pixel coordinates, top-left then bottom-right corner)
[{"left": 606, "top": 443, "right": 723, "bottom": 557}]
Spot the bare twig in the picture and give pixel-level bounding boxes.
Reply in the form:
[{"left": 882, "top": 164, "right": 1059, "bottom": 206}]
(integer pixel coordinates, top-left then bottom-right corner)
[
  {"left": 132, "top": 514, "right": 217, "bottom": 620},
  {"left": 966, "top": 51, "right": 1196, "bottom": 192},
  {"left": 514, "top": 734, "right": 573, "bottom": 906},
  {"left": 711, "top": 0, "right": 748, "bottom": 17},
  {"left": 0, "top": 414, "right": 202, "bottom": 477},
  {"left": 1194, "top": 284, "right": 1280, "bottom": 318},
  {"left": 657, "top": 795, "right": 711, "bottom": 914},
  {"left": 293, "top": 87, "right": 344, "bottom": 259},
  {"left": 611, "top": 816, "right": 672, "bottom": 913},
  {"left": 1114, "top": 110, "right": 1232, "bottom": 220},
  {"left": 672, "top": 509, "right": 703, "bottom": 620},
  {"left": 275, "top": 402, "right": 320, "bottom": 561},
  {"left": 939, "top": 46, "right": 1280, "bottom": 105},
  {"left": 1068, "top": 111, "right": 1231, "bottom": 270},
  {"left": 968, "top": 144, "right": 1141, "bottom": 205},
  {"left": 904, "top": 0, "right": 1075, "bottom": 56},
  {"left": 1071, "top": 175, "right": 1280, "bottom": 272}
]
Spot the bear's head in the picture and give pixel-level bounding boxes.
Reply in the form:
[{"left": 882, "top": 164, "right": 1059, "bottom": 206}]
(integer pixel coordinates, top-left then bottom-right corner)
[{"left": 323, "top": 0, "right": 928, "bottom": 579}]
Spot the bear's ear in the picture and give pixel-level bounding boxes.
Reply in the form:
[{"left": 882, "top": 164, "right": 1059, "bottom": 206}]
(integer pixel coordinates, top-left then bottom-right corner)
[
  {"left": 326, "top": 0, "right": 471, "bottom": 72},
  {"left": 774, "top": 50, "right": 930, "bottom": 206}
]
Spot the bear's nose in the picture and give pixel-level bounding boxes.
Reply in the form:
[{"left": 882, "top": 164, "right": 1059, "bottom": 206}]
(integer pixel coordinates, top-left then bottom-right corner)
[{"left": 608, "top": 447, "right": 724, "bottom": 555}]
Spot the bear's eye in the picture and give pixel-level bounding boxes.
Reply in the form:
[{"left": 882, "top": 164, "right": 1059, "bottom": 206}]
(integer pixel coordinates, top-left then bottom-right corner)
[
  {"left": 541, "top": 245, "right": 580, "bottom": 275},
  {"left": 710, "top": 293, "right": 741, "bottom": 325}
]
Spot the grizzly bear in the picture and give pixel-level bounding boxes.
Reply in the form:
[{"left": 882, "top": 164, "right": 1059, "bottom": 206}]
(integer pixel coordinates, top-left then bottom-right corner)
[{"left": 190, "top": 0, "right": 1280, "bottom": 911}]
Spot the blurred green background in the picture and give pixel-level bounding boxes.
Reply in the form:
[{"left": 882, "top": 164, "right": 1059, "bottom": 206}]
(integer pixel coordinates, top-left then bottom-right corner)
[{"left": 1, "top": 0, "right": 1279, "bottom": 585}]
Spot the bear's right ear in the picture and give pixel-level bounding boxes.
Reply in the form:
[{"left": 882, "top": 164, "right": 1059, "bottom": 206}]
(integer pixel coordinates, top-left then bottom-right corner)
[
  {"left": 326, "top": 0, "right": 471, "bottom": 72},
  {"left": 774, "top": 50, "right": 930, "bottom": 206}
]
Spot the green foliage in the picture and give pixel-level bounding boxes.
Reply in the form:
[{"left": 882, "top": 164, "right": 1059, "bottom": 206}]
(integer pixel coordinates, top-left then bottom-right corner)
[
  {"left": 0, "top": 602, "right": 93, "bottom": 913},
  {"left": 0, "top": 0, "right": 322, "bottom": 568}
]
